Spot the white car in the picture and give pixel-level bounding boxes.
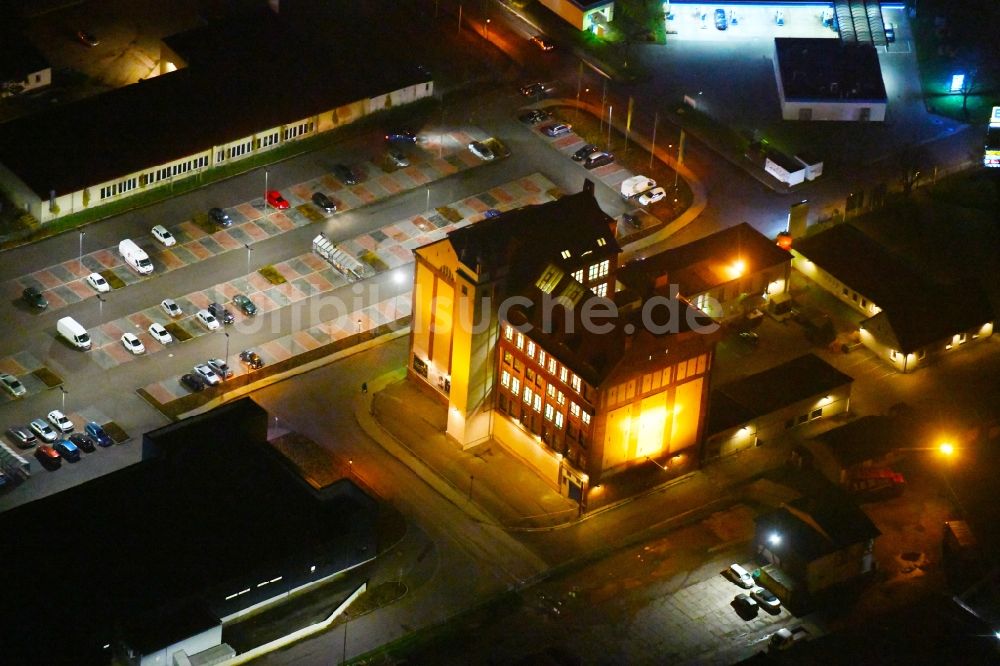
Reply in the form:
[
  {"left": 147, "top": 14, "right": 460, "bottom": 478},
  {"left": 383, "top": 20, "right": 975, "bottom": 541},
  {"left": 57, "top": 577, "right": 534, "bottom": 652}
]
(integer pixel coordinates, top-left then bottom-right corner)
[
  {"left": 638, "top": 187, "right": 667, "bottom": 206},
  {"left": 85, "top": 272, "right": 110, "bottom": 293},
  {"left": 193, "top": 363, "right": 221, "bottom": 386},
  {"left": 148, "top": 323, "right": 173, "bottom": 345},
  {"left": 121, "top": 332, "right": 145, "bottom": 355},
  {"left": 151, "top": 224, "right": 176, "bottom": 247},
  {"left": 47, "top": 409, "right": 74, "bottom": 434},
  {"left": 196, "top": 309, "right": 219, "bottom": 331},
  {"left": 468, "top": 141, "right": 495, "bottom": 161},
  {"left": 161, "top": 298, "right": 183, "bottom": 318},
  {"left": 0, "top": 372, "right": 26, "bottom": 397}
]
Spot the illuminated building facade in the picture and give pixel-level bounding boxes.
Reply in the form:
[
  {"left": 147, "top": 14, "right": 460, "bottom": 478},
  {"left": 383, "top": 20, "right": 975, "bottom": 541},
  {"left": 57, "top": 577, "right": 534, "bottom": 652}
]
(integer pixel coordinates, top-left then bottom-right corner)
[{"left": 409, "top": 181, "right": 717, "bottom": 504}]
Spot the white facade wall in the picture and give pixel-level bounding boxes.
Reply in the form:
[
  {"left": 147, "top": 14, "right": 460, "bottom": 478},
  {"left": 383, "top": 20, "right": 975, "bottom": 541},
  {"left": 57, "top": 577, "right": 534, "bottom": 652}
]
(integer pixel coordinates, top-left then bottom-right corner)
[
  {"left": 765, "top": 156, "right": 806, "bottom": 185},
  {"left": 792, "top": 252, "right": 882, "bottom": 318},
  {"left": 859, "top": 320, "right": 993, "bottom": 373},
  {"left": 780, "top": 98, "right": 886, "bottom": 122},
  {"left": 22, "top": 82, "right": 434, "bottom": 223}
]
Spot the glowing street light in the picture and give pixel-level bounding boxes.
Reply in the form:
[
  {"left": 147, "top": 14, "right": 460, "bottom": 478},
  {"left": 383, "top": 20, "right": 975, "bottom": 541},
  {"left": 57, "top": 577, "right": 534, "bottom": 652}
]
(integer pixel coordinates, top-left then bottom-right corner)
[
  {"left": 727, "top": 258, "right": 746, "bottom": 279},
  {"left": 768, "top": 532, "right": 782, "bottom": 546},
  {"left": 938, "top": 441, "right": 955, "bottom": 457}
]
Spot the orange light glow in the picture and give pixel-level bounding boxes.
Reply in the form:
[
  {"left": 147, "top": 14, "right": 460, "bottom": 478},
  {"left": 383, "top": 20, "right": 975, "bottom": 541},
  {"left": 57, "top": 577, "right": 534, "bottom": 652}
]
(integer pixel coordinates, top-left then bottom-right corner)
[
  {"left": 939, "top": 442, "right": 955, "bottom": 456},
  {"left": 727, "top": 259, "right": 746, "bottom": 280}
]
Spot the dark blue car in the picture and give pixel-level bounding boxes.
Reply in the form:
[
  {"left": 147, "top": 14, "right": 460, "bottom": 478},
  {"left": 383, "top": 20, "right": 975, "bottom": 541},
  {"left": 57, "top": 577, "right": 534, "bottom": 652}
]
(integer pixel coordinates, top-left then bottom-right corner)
[
  {"left": 85, "top": 421, "right": 113, "bottom": 447},
  {"left": 55, "top": 439, "right": 81, "bottom": 462}
]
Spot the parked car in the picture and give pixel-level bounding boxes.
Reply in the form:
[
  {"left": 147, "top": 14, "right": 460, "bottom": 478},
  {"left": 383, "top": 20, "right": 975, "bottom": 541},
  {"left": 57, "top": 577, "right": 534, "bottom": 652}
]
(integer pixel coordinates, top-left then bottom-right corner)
[
  {"left": 35, "top": 444, "right": 61, "bottom": 466},
  {"left": 388, "top": 148, "right": 410, "bottom": 168},
  {"left": 151, "top": 224, "right": 176, "bottom": 247},
  {"left": 232, "top": 294, "right": 257, "bottom": 316},
  {"left": 541, "top": 123, "right": 571, "bottom": 137},
  {"left": 518, "top": 109, "right": 551, "bottom": 125},
  {"left": 266, "top": 190, "right": 290, "bottom": 209},
  {"left": 637, "top": 187, "right": 667, "bottom": 206},
  {"left": 583, "top": 151, "right": 614, "bottom": 169},
  {"left": 85, "top": 272, "right": 111, "bottom": 293},
  {"left": 484, "top": 209, "right": 502, "bottom": 219},
  {"left": 240, "top": 349, "right": 264, "bottom": 370},
  {"left": 726, "top": 563, "right": 755, "bottom": 589},
  {"left": 68, "top": 432, "right": 96, "bottom": 453},
  {"left": 208, "top": 207, "right": 233, "bottom": 228},
  {"left": 333, "top": 164, "right": 358, "bottom": 186},
  {"left": 6, "top": 425, "right": 36, "bottom": 449},
  {"left": 311, "top": 192, "right": 338, "bottom": 213},
  {"left": 29, "top": 418, "right": 58, "bottom": 443},
  {"left": 572, "top": 144, "right": 599, "bottom": 161},
  {"left": 737, "top": 330, "right": 759, "bottom": 347},
  {"left": 193, "top": 363, "right": 221, "bottom": 386},
  {"left": 54, "top": 439, "right": 81, "bottom": 461},
  {"left": 180, "top": 373, "right": 206, "bottom": 392},
  {"left": 161, "top": 298, "right": 183, "bottom": 318},
  {"left": 520, "top": 82, "right": 546, "bottom": 97},
  {"left": 207, "top": 358, "right": 233, "bottom": 379},
  {"left": 85, "top": 421, "right": 113, "bottom": 447},
  {"left": 715, "top": 8, "right": 728, "bottom": 30},
  {"left": 22, "top": 286, "right": 48, "bottom": 310},
  {"left": 196, "top": 309, "right": 219, "bottom": 331},
  {"left": 775, "top": 9, "right": 785, "bottom": 26},
  {"left": 733, "top": 593, "right": 758, "bottom": 616},
  {"left": 751, "top": 586, "right": 781, "bottom": 612},
  {"left": 529, "top": 35, "right": 555, "bottom": 51},
  {"left": 468, "top": 141, "right": 495, "bottom": 161},
  {"left": 0, "top": 372, "right": 26, "bottom": 398},
  {"left": 148, "top": 323, "right": 173, "bottom": 345},
  {"left": 120, "top": 332, "right": 145, "bottom": 355},
  {"left": 76, "top": 30, "right": 99, "bottom": 47},
  {"left": 208, "top": 302, "right": 234, "bottom": 325},
  {"left": 385, "top": 130, "right": 417, "bottom": 144},
  {"left": 47, "top": 410, "right": 74, "bottom": 434}
]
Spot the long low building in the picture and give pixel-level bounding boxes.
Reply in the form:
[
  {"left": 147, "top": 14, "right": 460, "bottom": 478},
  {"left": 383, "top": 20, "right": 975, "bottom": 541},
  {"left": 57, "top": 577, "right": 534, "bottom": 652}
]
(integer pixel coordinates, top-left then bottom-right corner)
[{"left": 0, "top": 8, "right": 432, "bottom": 224}]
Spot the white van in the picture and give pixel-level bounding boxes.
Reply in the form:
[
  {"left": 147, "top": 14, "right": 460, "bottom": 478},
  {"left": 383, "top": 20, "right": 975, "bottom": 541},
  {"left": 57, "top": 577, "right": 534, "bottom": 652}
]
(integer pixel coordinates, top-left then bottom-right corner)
[
  {"left": 119, "top": 239, "right": 153, "bottom": 275},
  {"left": 57, "top": 317, "right": 91, "bottom": 350}
]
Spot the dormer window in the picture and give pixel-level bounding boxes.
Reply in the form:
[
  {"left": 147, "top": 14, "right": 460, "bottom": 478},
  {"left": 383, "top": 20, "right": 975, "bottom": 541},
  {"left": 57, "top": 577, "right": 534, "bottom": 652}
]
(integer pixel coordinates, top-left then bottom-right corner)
[{"left": 561, "top": 250, "right": 571, "bottom": 259}]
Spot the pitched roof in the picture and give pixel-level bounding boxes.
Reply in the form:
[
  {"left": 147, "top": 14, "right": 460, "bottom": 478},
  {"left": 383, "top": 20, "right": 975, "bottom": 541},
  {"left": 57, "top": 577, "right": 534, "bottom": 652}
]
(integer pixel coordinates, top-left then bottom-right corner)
[
  {"left": 794, "top": 224, "right": 995, "bottom": 352},
  {"left": 0, "top": 9, "right": 429, "bottom": 197},
  {"left": 811, "top": 414, "right": 912, "bottom": 467},
  {"left": 619, "top": 222, "right": 791, "bottom": 296},
  {"left": 706, "top": 354, "right": 853, "bottom": 435},
  {"left": 755, "top": 490, "right": 880, "bottom": 560}
]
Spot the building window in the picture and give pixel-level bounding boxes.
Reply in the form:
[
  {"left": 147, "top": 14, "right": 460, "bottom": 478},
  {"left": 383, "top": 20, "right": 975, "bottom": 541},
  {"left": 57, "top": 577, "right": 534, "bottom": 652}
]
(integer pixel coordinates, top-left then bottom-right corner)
[
  {"left": 516, "top": 333, "right": 524, "bottom": 350},
  {"left": 555, "top": 412, "right": 564, "bottom": 429},
  {"left": 504, "top": 325, "right": 513, "bottom": 340},
  {"left": 548, "top": 358, "right": 557, "bottom": 374},
  {"left": 571, "top": 374, "right": 582, "bottom": 392},
  {"left": 547, "top": 385, "right": 556, "bottom": 398},
  {"left": 842, "top": 287, "right": 849, "bottom": 296},
  {"left": 523, "top": 387, "right": 532, "bottom": 404},
  {"left": 811, "top": 408, "right": 823, "bottom": 419},
  {"left": 545, "top": 404, "right": 554, "bottom": 421},
  {"left": 560, "top": 367, "right": 568, "bottom": 382},
  {"left": 511, "top": 378, "right": 520, "bottom": 395},
  {"left": 557, "top": 390, "right": 565, "bottom": 405},
  {"left": 598, "top": 260, "right": 609, "bottom": 278},
  {"left": 570, "top": 402, "right": 580, "bottom": 417},
  {"left": 538, "top": 350, "right": 546, "bottom": 367},
  {"left": 588, "top": 263, "right": 600, "bottom": 282},
  {"left": 593, "top": 283, "right": 608, "bottom": 298},
  {"left": 581, "top": 411, "right": 591, "bottom": 425},
  {"left": 526, "top": 341, "right": 536, "bottom": 358},
  {"left": 525, "top": 368, "right": 535, "bottom": 384},
  {"left": 501, "top": 370, "right": 511, "bottom": 388},
  {"left": 533, "top": 394, "right": 542, "bottom": 412},
  {"left": 572, "top": 269, "right": 584, "bottom": 283},
  {"left": 503, "top": 351, "right": 513, "bottom": 366}
]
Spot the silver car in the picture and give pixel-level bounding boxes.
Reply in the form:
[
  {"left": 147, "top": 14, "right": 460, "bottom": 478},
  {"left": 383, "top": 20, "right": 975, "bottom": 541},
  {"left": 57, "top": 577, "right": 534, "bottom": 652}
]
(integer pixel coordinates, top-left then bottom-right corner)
[{"left": 0, "top": 372, "right": 26, "bottom": 397}]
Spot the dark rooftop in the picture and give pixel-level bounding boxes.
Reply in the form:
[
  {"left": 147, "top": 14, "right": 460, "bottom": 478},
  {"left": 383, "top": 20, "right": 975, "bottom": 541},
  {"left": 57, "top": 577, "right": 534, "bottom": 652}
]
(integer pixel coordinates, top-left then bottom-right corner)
[
  {"left": 707, "top": 354, "right": 853, "bottom": 435},
  {"left": 774, "top": 37, "right": 887, "bottom": 102},
  {"left": 794, "top": 224, "right": 994, "bottom": 352},
  {"left": 0, "top": 27, "right": 49, "bottom": 83},
  {"left": 812, "top": 415, "right": 913, "bottom": 467},
  {"left": 756, "top": 488, "right": 880, "bottom": 561},
  {"left": 0, "top": 8, "right": 429, "bottom": 197},
  {"left": 619, "top": 222, "right": 791, "bottom": 297},
  {"left": 0, "top": 398, "right": 376, "bottom": 664}
]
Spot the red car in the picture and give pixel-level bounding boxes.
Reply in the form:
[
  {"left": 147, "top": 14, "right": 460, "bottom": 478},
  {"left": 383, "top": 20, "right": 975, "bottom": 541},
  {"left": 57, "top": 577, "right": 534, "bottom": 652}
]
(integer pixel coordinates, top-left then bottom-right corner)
[
  {"left": 35, "top": 444, "right": 61, "bottom": 467},
  {"left": 266, "top": 190, "right": 290, "bottom": 209}
]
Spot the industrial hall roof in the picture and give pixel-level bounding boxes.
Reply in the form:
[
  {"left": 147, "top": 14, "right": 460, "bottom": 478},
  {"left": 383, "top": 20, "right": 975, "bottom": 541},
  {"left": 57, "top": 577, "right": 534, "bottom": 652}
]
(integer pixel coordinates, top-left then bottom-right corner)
[
  {"left": 0, "top": 8, "right": 429, "bottom": 198},
  {"left": 774, "top": 37, "right": 887, "bottom": 102}
]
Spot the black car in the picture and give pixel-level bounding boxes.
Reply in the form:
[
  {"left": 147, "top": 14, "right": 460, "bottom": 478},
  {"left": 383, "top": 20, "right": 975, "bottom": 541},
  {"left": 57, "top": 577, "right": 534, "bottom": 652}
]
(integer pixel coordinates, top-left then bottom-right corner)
[
  {"left": 6, "top": 425, "right": 36, "bottom": 449},
  {"left": 583, "top": 151, "right": 614, "bottom": 169},
  {"left": 572, "top": 144, "right": 599, "bottom": 161},
  {"left": 385, "top": 130, "right": 417, "bottom": 144},
  {"left": 333, "top": 164, "right": 359, "bottom": 186},
  {"left": 311, "top": 192, "right": 337, "bottom": 213},
  {"left": 232, "top": 294, "right": 257, "bottom": 316},
  {"left": 208, "top": 302, "right": 235, "bottom": 325},
  {"left": 68, "top": 433, "right": 96, "bottom": 453},
  {"left": 520, "top": 82, "right": 546, "bottom": 97},
  {"left": 239, "top": 349, "right": 264, "bottom": 370},
  {"left": 180, "top": 373, "right": 206, "bottom": 392},
  {"left": 22, "top": 286, "right": 48, "bottom": 310},
  {"left": 518, "top": 109, "right": 551, "bottom": 125},
  {"left": 208, "top": 207, "right": 232, "bottom": 228}
]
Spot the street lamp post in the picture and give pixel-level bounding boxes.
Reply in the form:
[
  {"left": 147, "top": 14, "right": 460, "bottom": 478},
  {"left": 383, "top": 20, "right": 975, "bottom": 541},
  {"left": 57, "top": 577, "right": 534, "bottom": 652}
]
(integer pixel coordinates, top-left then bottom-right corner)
[
  {"left": 78, "top": 231, "right": 85, "bottom": 267},
  {"left": 244, "top": 243, "right": 254, "bottom": 277},
  {"left": 607, "top": 105, "right": 613, "bottom": 151},
  {"left": 59, "top": 386, "right": 67, "bottom": 412},
  {"left": 263, "top": 168, "right": 269, "bottom": 216},
  {"left": 97, "top": 294, "right": 106, "bottom": 322}
]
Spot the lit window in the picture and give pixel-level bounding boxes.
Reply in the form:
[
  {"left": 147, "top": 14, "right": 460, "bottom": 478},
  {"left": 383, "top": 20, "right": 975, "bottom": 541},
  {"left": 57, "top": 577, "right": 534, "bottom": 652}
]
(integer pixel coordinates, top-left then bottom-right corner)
[
  {"left": 538, "top": 350, "right": 546, "bottom": 367},
  {"left": 593, "top": 283, "right": 608, "bottom": 298},
  {"left": 570, "top": 402, "right": 580, "bottom": 417},
  {"left": 561, "top": 250, "right": 571, "bottom": 259},
  {"left": 555, "top": 412, "right": 564, "bottom": 428},
  {"left": 503, "top": 351, "right": 513, "bottom": 366},
  {"left": 582, "top": 411, "right": 591, "bottom": 425},
  {"left": 535, "top": 264, "right": 564, "bottom": 293},
  {"left": 557, "top": 390, "right": 565, "bottom": 405},
  {"left": 572, "top": 269, "right": 584, "bottom": 283},
  {"left": 545, "top": 404, "right": 554, "bottom": 421},
  {"left": 548, "top": 358, "right": 557, "bottom": 374},
  {"left": 598, "top": 260, "right": 610, "bottom": 278},
  {"left": 560, "top": 367, "right": 568, "bottom": 382},
  {"left": 571, "top": 374, "right": 582, "bottom": 392},
  {"left": 516, "top": 333, "right": 524, "bottom": 350},
  {"left": 511, "top": 378, "right": 520, "bottom": 394},
  {"left": 533, "top": 394, "right": 542, "bottom": 412},
  {"left": 597, "top": 238, "right": 607, "bottom": 247},
  {"left": 523, "top": 386, "right": 532, "bottom": 403},
  {"left": 504, "top": 325, "right": 513, "bottom": 340},
  {"left": 547, "top": 384, "right": 556, "bottom": 398},
  {"left": 501, "top": 371, "right": 511, "bottom": 388},
  {"left": 588, "top": 263, "right": 600, "bottom": 282},
  {"left": 526, "top": 341, "right": 536, "bottom": 358}
]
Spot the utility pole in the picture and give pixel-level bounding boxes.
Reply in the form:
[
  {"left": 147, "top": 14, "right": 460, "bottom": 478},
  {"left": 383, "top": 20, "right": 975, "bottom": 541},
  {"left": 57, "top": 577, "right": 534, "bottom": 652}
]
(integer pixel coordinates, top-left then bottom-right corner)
[{"left": 649, "top": 111, "right": 658, "bottom": 170}]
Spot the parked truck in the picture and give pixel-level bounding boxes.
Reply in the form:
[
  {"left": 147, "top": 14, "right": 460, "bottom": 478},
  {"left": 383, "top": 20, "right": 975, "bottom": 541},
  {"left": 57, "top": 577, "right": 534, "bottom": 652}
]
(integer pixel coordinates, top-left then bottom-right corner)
[
  {"left": 769, "top": 626, "right": 810, "bottom": 651},
  {"left": 119, "top": 239, "right": 153, "bottom": 275}
]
